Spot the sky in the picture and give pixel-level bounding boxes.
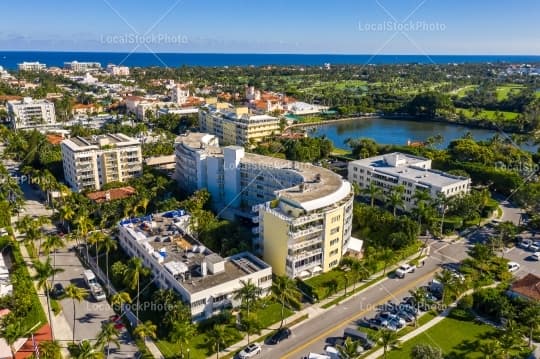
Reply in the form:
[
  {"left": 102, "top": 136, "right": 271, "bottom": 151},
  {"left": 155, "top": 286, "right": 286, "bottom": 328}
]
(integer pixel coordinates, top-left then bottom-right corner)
[{"left": 1, "top": 0, "right": 539, "bottom": 54}]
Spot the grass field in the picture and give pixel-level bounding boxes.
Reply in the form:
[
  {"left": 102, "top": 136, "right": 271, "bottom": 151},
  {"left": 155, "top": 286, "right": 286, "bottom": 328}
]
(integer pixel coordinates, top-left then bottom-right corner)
[
  {"left": 453, "top": 85, "right": 478, "bottom": 98},
  {"left": 457, "top": 108, "right": 519, "bottom": 121},
  {"left": 385, "top": 311, "right": 528, "bottom": 359},
  {"left": 495, "top": 84, "right": 524, "bottom": 101}
]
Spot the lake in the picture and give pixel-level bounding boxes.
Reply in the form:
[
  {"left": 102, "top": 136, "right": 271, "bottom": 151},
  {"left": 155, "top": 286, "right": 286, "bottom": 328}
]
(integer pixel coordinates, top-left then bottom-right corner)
[{"left": 310, "top": 117, "right": 538, "bottom": 152}]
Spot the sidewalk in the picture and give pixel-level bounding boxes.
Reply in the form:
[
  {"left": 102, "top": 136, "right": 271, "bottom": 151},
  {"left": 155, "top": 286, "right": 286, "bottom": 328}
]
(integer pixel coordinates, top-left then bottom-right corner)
[{"left": 207, "top": 246, "right": 431, "bottom": 359}]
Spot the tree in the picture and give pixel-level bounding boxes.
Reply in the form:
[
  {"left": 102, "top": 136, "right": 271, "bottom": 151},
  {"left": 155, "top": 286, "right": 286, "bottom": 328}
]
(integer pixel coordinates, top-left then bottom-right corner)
[
  {"left": 497, "top": 320, "right": 522, "bottom": 359},
  {"left": 233, "top": 279, "right": 261, "bottom": 318},
  {"left": 87, "top": 231, "right": 106, "bottom": 269},
  {"left": 363, "top": 182, "right": 382, "bottom": 207},
  {"left": 380, "top": 248, "right": 394, "bottom": 276},
  {"left": 100, "top": 236, "right": 118, "bottom": 293},
  {"left": 377, "top": 328, "right": 399, "bottom": 359},
  {"left": 110, "top": 291, "right": 131, "bottom": 314},
  {"left": 205, "top": 324, "right": 235, "bottom": 359},
  {"left": 65, "top": 284, "right": 88, "bottom": 342},
  {"left": 238, "top": 313, "right": 262, "bottom": 346},
  {"left": 39, "top": 340, "right": 62, "bottom": 359},
  {"left": 134, "top": 320, "right": 157, "bottom": 341},
  {"left": 409, "top": 287, "right": 429, "bottom": 327},
  {"left": 42, "top": 234, "right": 65, "bottom": 284},
  {"left": 386, "top": 185, "right": 405, "bottom": 217},
  {"left": 170, "top": 321, "right": 196, "bottom": 358},
  {"left": 58, "top": 204, "right": 75, "bottom": 233},
  {"left": 519, "top": 302, "right": 540, "bottom": 347},
  {"left": 435, "top": 269, "right": 464, "bottom": 304},
  {"left": 124, "top": 257, "right": 150, "bottom": 322},
  {"left": 410, "top": 343, "right": 443, "bottom": 359},
  {"left": 72, "top": 340, "right": 104, "bottom": 359},
  {"left": 271, "top": 275, "right": 301, "bottom": 328},
  {"left": 477, "top": 339, "right": 501, "bottom": 359},
  {"left": 33, "top": 257, "right": 64, "bottom": 340},
  {"left": 96, "top": 322, "right": 120, "bottom": 358},
  {"left": 0, "top": 320, "right": 23, "bottom": 358},
  {"left": 337, "top": 336, "right": 360, "bottom": 359},
  {"left": 74, "top": 212, "right": 94, "bottom": 260}
]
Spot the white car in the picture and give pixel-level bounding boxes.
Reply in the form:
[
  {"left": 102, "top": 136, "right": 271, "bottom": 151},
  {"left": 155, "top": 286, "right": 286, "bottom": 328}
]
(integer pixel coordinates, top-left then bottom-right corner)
[
  {"left": 508, "top": 262, "right": 521, "bottom": 272},
  {"left": 238, "top": 343, "right": 261, "bottom": 358},
  {"left": 395, "top": 264, "right": 416, "bottom": 278},
  {"left": 531, "top": 252, "right": 539, "bottom": 261}
]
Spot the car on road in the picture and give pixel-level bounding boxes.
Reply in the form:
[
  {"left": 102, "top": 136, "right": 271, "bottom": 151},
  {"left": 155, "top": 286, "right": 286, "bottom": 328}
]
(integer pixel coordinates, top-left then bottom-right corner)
[
  {"left": 395, "top": 264, "right": 416, "bottom": 278},
  {"left": 508, "top": 262, "right": 521, "bottom": 272},
  {"left": 107, "top": 315, "right": 125, "bottom": 330},
  {"left": 238, "top": 343, "right": 261, "bottom": 358},
  {"left": 529, "top": 242, "right": 540, "bottom": 252},
  {"left": 531, "top": 252, "right": 540, "bottom": 261},
  {"left": 267, "top": 328, "right": 291, "bottom": 345},
  {"left": 518, "top": 239, "right": 532, "bottom": 250},
  {"left": 50, "top": 283, "right": 65, "bottom": 299}
]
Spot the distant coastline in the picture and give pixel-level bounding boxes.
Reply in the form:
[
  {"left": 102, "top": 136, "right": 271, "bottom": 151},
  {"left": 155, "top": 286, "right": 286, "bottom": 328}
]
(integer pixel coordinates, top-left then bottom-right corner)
[{"left": 2, "top": 51, "right": 540, "bottom": 69}]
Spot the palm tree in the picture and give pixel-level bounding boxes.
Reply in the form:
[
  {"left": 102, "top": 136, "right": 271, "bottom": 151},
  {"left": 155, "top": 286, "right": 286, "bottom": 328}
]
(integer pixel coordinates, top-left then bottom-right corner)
[
  {"left": 58, "top": 204, "right": 75, "bottom": 233},
  {"left": 111, "top": 291, "right": 131, "bottom": 314},
  {"left": 0, "top": 321, "right": 23, "bottom": 358},
  {"left": 87, "top": 231, "right": 106, "bottom": 268},
  {"left": 136, "top": 196, "right": 150, "bottom": 215},
  {"left": 73, "top": 340, "right": 104, "bottom": 359},
  {"left": 477, "top": 339, "right": 501, "bottom": 359},
  {"left": 271, "top": 275, "right": 301, "bottom": 328},
  {"left": 498, "top": 330, "right": 521, "bottom": 359},
  {"left": 377, "top": 328, "right": 399, "bottom": 359},
  {"left": 519, "top": 303, "right": 540, "bottom": 348},
  {"left": 380, "top": 248, "right": 394, "bottom": 275},
  {"left": 205, "top": 324, "right": 234, "bottom": 359},
  {"left": 42, "top": 234, "right": 65, "bottom": 284},
  {"left": 74, "top": 212, "right": 93, "bottom": 260},
  {"left": 33, "top": 257, "right": 65, "bottom": 340},
  {"left": 65, "top": 284, "right": 88, "bottom": 342},
  {"left": 133, "top": 320, "right": 157, "bottom": 341},
  {"left": 39, "top": 340, "right": 62, "bottom": 359},
  {"left": 169, "top": 321, "right": 196, "bottom": 358},
  {"left": 409, "top": 287, "right": 428, "bottom": 327},
  {"left": 234, "top": 279, "right": 262, "bottom": 317},
  {"left": 96, "top": 322, "right": 120, "bottom": 358},
  {"left": 363, "top": 182, "right": 382, "bottom": 207},
  {"left": 387, "top": 185, "right": 405, "bottom": 217},
  {"left": 124, "top": 257, "right": 150, "bottom": 322},
  {"left": 435, "top": 269, "right": 464, "bottom": 304},
  {"left": 100, "top": 236, "right": 117, "bottom": 294},
  {"left": 337, "top": 336, "right": 360, "bottom": 359}
]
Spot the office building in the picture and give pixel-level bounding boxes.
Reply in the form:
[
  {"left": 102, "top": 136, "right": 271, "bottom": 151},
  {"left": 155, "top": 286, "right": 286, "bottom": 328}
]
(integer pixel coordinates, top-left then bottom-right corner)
[
  {"left": 7, "top": 97, "right": 56, "bottom": 130},
  {"left": 348, "top": 153, "right": 471, "bottom": 211},
  {"left": 61, "top": 133, "right": 142, "bottom": 192}
]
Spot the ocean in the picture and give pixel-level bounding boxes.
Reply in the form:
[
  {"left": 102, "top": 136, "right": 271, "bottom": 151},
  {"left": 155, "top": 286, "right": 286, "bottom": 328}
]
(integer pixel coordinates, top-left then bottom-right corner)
[{"left": 1, "top": 51, "right": 540, "bottom": 69}]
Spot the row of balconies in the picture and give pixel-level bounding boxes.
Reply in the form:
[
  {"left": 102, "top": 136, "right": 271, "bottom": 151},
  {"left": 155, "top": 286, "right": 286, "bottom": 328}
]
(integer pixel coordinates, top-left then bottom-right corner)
[{"left": 288, "top": 224, "right": 324, "bottom": 240}]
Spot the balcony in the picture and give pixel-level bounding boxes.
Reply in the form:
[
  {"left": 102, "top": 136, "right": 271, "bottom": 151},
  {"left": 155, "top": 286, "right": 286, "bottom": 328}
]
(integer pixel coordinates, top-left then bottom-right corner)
[
  {"left": 288, "top": 225, "right": 323, "bottom": 240},
  {"left": 289, "top": 236, "right": 323, "bottom": 251},
  {"left": 292, "top": 213, "right": 324, "bottom": 227},
  {"left": 291, "top": 248, "right": 323, "bottom": 261}
]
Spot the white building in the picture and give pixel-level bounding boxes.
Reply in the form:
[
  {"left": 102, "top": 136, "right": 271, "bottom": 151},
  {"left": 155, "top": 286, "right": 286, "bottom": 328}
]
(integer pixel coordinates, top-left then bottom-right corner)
[
  {"left": 157, "top": 107, "right": 199, "bottom": 117},
  {"left": 174, "top": 132, "right": 354, "bottom": 278},
  {"left": 117, "top": 210, "right": 272, "bottom": 321},
  {"left": 107, "top": 64, "right": 130, "bottom": 76},
  {"left": 64, "top": 61, "right": 101, "bottom": 72},
  {"left": 17, "top": 61, "right": 46, "bottom": 72},
  {"left": 171, "top": 85, "right": 190, "bottom": 105},
  {"left": 0, "top": 66, "right": 14, "bottom": 81},
  {"left": 348, "top": 153, "right": 471, "bottom": 211},
  {"left": 286, "top": 101, "right": 329, "bottom": 115},
  {"left": 61, "top": 133, "right": 142, "bottom": 192},
  {"left": 7, "top": 97, "right": 56, "bottom": 130}
]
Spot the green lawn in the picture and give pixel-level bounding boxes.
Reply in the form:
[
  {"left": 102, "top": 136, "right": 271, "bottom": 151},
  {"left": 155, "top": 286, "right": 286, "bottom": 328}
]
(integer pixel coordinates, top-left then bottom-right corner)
[
  {"left": 254, "top": 301, "right": 293, "bottom": 329},
  {"left": 156, "top": 333, "right": 209, "bottom": 359},
  {"left": 457, "top": 108, "right": 519, "bottom": 121},
  {"left": 495, "top": 84, "right": 524, "bottom": 101},
  {"left": 385, "top": 311, "right": 527, "bottom": 359},
  {"left": 453, "top": 85, "right": 478, "bottom": 98}
]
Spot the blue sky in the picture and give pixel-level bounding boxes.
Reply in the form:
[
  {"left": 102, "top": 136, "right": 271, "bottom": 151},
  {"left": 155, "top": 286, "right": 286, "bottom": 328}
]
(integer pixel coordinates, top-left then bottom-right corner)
[{"left": 1, "top": 0, "right": 539, "bottom": 54}]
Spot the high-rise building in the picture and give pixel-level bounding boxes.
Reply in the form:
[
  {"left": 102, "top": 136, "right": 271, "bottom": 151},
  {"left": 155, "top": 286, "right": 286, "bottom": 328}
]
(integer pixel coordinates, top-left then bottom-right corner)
[
  {"left": 106, "top": 64, "right": 130, "bottom": 76},
  {"left": 61, "top": 133, "right": 142, "bottom": 192},
  {"left": 171, "top": 84, "right": 190, "bottom": 105},
  {"left": 63, "top": 61, "right": 102, "bottom": 72},
  {"left": 7, "top": 97, "right": 56, "bottom": 130},
  {"left": 175, "top": 132, "right": 354, "bottom": 278},
  {"left": 17, "top": 62, "right": 46, "bottom": 72},
  {"left": 199, "top": 103, "right": 280, "bottom": 146}
]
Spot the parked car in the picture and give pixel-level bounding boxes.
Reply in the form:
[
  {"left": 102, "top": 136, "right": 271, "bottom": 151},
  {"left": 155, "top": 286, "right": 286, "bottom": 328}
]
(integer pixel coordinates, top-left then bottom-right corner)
[
  {"left": 394, "top": 309, "right": 415, "bottom": 322},
  {"left": 395, "top": 264, "right": 416, "bottom": 278},
  {"left": 343, "top": 327, "right": 374, "bottom": 349},
  {"left": 508, "top": 262, "right": 521, "bottom": 272},
  {"left": 50, "top": 283, "right": 65, "bottom": 299},
  {"left": 366, "top": 317, "right": 388, "bottom": 330},
  {"left": 528, "top": 242, "right": 540, "bottom": 252},
  {"left": 377, "top": 312, "right": 405, "bottom": 327},
  {"left": 531, "top": 252, "right": 539, "bottom": 261},
  {"left": 108, "top": 315, "right": 125, "bottom": 330},
  {"left": 238, "top": 343, "right": 261, "bottom": 358},
  {"left": 268, "top": 328, "right": 291, "bottom": 345}
]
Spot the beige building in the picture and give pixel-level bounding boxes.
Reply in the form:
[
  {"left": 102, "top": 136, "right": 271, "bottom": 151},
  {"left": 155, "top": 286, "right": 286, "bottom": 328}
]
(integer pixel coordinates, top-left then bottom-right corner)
[
  {"left": 7, "top": 97, "right": 56, "bottom": 130},
  {"left": 61, "top": 133, "right": 142, "bottom": 192},
  {"left": 199, "top": 103, "right": 280, "bottom": 146}
]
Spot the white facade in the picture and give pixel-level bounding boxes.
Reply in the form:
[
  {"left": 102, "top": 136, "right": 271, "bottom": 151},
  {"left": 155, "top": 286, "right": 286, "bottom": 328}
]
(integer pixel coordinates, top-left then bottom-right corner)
[
  {"left": 117, "top": 211, "right": 272, "bottom": 321},
  {"left": 348, "top": 152, "right": 471, "bottom": 211},
  {"left": 7, "top": 97, "right": 56, "bottom": 130},
  {"left": 17, "top": 62, "right": 46, "bottom": 71},
  {"left": 171, "top": 85, "right": 190, "bottom": 105},
  {"left": 61, "top": 133, "right": 142, "bottom": 192},
  {"left": 107, "top": 64, "right": 130, "bottom": 76},
  {"left": 64, "top": 61, "right": 102, "bottom": 72}
]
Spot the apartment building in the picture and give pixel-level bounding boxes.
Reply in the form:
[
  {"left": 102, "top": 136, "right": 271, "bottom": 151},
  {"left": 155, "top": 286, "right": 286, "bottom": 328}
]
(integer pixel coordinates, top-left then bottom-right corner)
[
  {"left": 117, "top": 210, "right": 272, "bottom": 321},
  {"left": 61, "top": 133, "right": 142, "bottom": 192},
  {"left": 7, "top": 97, "right": 56, "bottom": 130},
  {"left": 64, "top": 61, "right": 102, "bottom": 72},
  {"left": 348, "top": 152, "right": 471, "bottom": 211},
  {"left": 174, "top": 132, "right": 354, "bottom": 278},
  {"left": 171, "top": 85, "right": 190, "bottom": 105},
  {"left": 17, "top": 62, "right": 46, "bottom": 71},
  {"left": 199, "top": 103, "right": 280, "bottom": 146},
  {"left": 106, "top": 64, "right": 130, "bottom": 76}
]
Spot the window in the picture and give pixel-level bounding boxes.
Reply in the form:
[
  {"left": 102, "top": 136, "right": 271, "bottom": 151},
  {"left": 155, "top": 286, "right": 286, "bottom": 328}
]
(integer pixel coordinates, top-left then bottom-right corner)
[
  {"left": 329, "top": 260, "right": 338, "bottom": 267},
  {"left": 331, "top": 216, "right": 341, "bottom": 223},
  {"left": 330, "top": 227, "right": 340, "bottom": 235},
  {"left": 330, "top": 238, "right": 339, "bottom": 246},
  {"left": 330, "top": 249, "right": 339, "bottom": 256},
  {"left": 191, "top": 299, "right": 206, "bottom": 308}
]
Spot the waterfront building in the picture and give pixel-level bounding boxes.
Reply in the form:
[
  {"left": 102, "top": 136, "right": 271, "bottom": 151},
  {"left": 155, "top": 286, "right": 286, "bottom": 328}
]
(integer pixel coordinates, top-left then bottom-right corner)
[
  {"left": 348, "top": 152, "right": 471, "bottom": 211},
  {"left": 118, "top": 210, "right": 272, "bottom": 320},
  {"left": 63, "top": 61, "right": 102, "bottom": 72},
  {"left": 61, "top": 133, "right": 142, "bottom": 192},
  {"left": 199, "top": 103, "right": 280, "bottom": 146},
  {"left": 175, "top": 132, "right": 354, "bottom": 278},
  {"left": 106, "top": 64, "right": 130, "bottom": 76},
  {"left": 17, "top": 62, "right": 46, "bottom": 72},
  {"left": 7, "top": 97, "right": 56, "bottom": 130}
]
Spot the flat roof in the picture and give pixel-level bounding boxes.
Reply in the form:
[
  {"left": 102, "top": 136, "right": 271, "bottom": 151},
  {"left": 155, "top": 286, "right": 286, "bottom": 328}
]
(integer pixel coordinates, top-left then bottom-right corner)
[
  {"left": 62, "top": 133, "right": 139, "bottom": 151},
  {"left": 120, "top": 211, "right": 269, "bottom": 294}
]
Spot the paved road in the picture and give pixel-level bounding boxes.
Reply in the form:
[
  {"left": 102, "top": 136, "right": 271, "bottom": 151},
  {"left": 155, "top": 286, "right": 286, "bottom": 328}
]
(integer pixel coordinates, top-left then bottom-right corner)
[{"left": 260, "top": 239, "right": 470, "bottom": 359}]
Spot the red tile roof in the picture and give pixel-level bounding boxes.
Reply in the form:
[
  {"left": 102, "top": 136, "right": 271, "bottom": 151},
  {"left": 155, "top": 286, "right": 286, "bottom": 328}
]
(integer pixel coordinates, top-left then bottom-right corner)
[
  {"left": 86, "top": 186, "right": 137, "bottom": 203},
  {"left": 15, "top": 324, "right": 52, "bottom": 359},
  {"left": 511, "top": 273, "right": 540, "bottom": 301},
  {"left": 46, "top": 134, "right": 64, "bottom": 145}
]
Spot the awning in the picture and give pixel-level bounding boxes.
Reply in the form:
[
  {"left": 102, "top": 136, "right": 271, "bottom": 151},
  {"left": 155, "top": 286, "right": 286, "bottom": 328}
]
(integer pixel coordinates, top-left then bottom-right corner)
[{"left": 312, "top": 266, "right": 323, "bottom": 273}]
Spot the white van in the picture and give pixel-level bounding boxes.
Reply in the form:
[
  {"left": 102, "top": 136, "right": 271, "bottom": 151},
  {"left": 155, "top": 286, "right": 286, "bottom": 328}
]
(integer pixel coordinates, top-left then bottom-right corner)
[{"left": 83, "top": 269, "right": 106, "bottom": 301}]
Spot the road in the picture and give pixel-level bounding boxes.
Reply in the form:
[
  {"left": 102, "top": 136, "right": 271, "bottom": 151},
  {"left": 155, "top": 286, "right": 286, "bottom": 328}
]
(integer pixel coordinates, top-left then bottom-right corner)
[{"left": 260, "top": 239, "right": 469, "bottom": 359}]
